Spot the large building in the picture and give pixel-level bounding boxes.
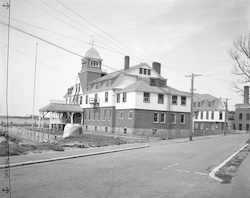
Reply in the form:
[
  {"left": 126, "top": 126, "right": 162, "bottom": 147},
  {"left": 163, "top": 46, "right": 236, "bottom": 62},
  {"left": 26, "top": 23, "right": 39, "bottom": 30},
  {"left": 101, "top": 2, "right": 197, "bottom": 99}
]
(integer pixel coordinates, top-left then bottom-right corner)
[
  {"left": 234, "top": 86, "right": 250, "bottom": 131},
  {"left": 193, "top": 94, "right": 227, "bottom": 132},
  {"left": 39, "top": 47, "right": 192, "bottom": 137}
]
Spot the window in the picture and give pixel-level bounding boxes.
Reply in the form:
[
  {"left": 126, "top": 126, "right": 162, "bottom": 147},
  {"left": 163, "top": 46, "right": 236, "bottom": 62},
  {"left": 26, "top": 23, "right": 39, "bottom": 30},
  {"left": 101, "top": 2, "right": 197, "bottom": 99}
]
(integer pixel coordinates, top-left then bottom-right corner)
[
  {"left": 88, "top": 111, "right": 91, "bottom": 120},
  {"left": 208, "top": 101, "right": 212, "bottom": 107},
  {"left": 128, "top": 111, "right": 132, "bottom": 119},
  {"left": 195, "top": 112, "right": 198, "bottom": 119},
  {"left": 105, "top": 126, "right": 108, "bottom": 132},
  {"left": 195, "top": 123, "right": 199, "bottom": 129},
  {"left": 95, "top": 126, "right": 97, "bottom": 131},
  {"left": 143, "top": 92, "right": 150, "bottom": 103},
  {"left": 198, "top": 102, "right": 200, "bottom": 107},
  {"left": 172, "top": 95, "right": 177, "bottom": 105},
  {"left": 160, "top": 113, "right": 166, "bottom": 123},
  {"left": 181, "top": 96, "right": 186, "bottom": 106},
  {"left": 246, "top": 124, "right": 249, "bottom": 131},
  {"left": 117, "top": 93, "right": 120, "bottom": 103},
  {"left": 247, "top": 113, "right": 250, "bottom": 121},
  {"left": 239, "top": 124, "right": 242, "bottom": 130},
  {"left": 93, "top": 111, "right": 96, "bottom": 120},
  {"left": 91, "top": 60, "right": 99, "bottom": 67},
  {"left": 139, "top": 68, "right": 143, "bottom": 74},
  {"left": 108, "top": 109, "right": 111, "bottom": 121},
  {"left": 153, "top": 113, "right": 159, "bottom": 123},
  {"left": 206, "top": 124, "right": 209, "bottom": 130},
  {"left": 105, "top": 92, "right": 108, "bottom": 102},
  {"left": 84, "top": 111, "right": 87, "bottom": 120},
  {"left": 144, "top": 68, "right": 147, "bottom": 75},
  {"left": 201, "top": 111, "right": 203, "bottom": 119},
  {"left": 181, "top": 115, "right": 185, "bottom": 124},
  {"left": 193, "top": 102, "right": 196, "bottom": 107},
  {"left": 80, "top": 96, "right": 82, "bottom": 105},
  {"left": 150, "top": 79, "right": 157, "bottom": 86},
  {"left": 152, "top": 128, "right": 157, "bottom": 135},
  {"left": 211, "top": 124, "right": 215, "bottom": 130},
  {"left": 171, "top": 114, "right": 176, "bottom": 124},
  {"left": 120, "top": 111, "right": 123, "bottom": 119},
  {"left": 211, "top": 111, "right": 214, "bottom": 120},
  {"left": 86, "top": 125, "right": 88, "bottom": 130},
  {"left": 158, "top": 94, "right": 164, "bottom": 104},
  {"left": 103, "top": 110, "right": 106, "bottom": 120},
  {"left": 85, "top": 95, "right": 88, "bottom": 104},
  {"left": 97, "top": 110, "right": 101, "bottom": 121},
  {"left": 219, "top": 111, "right": 223, "bottom": 120},
  {"left": 206, "top": 111, "right": 209, "bottom": 119},
  {"left": 200, "top": 123, "right": 204, "bottom": 129},
  {"left": 123, "top": 93, "right": 127, "bottom": 102},
  {"left": 148, "top": 70, "right": 151, "bottom": 75},
  {"left": 239, "top": 113, "right": 243, "bottom": 120},
  {"left": 124, "top": 128, "right": 127, "bottom": 134}
]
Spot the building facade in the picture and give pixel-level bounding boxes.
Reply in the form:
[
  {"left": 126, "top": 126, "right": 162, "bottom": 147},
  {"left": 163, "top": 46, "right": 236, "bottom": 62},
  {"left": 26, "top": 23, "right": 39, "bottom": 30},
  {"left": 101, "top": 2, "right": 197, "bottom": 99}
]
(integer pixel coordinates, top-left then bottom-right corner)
[
  {"left": 234, "top": 86, "right": 250, "bottom": 131},
  {"left": 193, "top": 94, "right": 227, "bottom": 132},
  {"left": 42, "top": 47, "right": 192, "bottom": 136}
]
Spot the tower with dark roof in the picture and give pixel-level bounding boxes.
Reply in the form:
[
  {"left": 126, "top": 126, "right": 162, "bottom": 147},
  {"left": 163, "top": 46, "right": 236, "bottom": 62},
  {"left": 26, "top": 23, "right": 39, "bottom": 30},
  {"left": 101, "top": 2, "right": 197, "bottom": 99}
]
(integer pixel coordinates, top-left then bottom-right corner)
[{"left": 78, "top": 47, "right": 103, "bottom": 90}]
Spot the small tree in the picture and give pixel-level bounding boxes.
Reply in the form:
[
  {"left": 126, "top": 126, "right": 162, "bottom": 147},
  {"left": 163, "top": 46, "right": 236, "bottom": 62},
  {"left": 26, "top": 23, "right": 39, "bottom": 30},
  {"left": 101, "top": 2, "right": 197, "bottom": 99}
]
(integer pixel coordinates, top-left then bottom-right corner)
[{"left": 229, "top": 33, "right": 250, "bottom": 94}]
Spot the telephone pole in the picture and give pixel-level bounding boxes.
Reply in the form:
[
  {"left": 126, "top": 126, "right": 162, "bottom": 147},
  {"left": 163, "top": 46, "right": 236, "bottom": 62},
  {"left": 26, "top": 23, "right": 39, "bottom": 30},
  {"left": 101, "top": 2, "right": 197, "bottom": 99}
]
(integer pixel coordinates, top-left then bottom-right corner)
[
  {"left": 221, "top": 98, "right": 230, "bottom": 135},
  {"left": 185, "top": 73, "right": 202, "bottom": 141}
]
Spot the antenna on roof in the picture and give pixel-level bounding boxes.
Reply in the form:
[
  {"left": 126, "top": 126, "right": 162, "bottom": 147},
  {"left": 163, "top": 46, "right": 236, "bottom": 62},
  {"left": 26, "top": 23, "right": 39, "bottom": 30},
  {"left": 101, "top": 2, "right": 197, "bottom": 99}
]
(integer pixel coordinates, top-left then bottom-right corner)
[{"left": 90, "top": 35, "right": 95, "bottom": 47}]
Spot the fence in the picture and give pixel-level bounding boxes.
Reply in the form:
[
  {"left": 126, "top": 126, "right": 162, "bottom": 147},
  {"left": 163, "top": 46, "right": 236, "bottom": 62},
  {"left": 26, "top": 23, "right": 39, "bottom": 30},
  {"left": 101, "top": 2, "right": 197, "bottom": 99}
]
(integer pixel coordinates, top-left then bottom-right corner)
[{"left": 0, "top": 126, "right": 61, "bottom": 143}]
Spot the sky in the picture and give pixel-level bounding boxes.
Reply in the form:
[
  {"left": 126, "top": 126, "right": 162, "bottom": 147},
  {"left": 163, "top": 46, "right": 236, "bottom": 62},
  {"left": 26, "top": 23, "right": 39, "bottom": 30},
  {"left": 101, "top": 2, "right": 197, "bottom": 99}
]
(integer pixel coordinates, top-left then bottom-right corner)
[{"left": 0, "top": 0, "right": 250, "bottom": 116}]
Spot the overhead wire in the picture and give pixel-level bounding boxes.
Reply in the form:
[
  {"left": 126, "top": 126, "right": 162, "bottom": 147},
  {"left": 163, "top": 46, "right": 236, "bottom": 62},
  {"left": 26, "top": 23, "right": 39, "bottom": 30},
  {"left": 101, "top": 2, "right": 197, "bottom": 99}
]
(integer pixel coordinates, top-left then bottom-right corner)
[{"left": 0, "top": 41, "right": 76, "bottom": 80}]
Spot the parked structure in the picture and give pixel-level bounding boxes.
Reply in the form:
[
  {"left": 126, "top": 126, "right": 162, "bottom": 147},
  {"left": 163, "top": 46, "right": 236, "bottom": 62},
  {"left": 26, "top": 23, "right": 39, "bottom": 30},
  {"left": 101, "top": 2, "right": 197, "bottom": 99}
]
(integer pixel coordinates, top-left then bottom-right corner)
[
  {"left": 234, "top": 86, "right": 250, "bottom": 131},
  {"left": 193, "top": 94, "right": 228, "bottom": 132},
  {"left": 39, "top": 47, "right": 192, "bottom": 137}
]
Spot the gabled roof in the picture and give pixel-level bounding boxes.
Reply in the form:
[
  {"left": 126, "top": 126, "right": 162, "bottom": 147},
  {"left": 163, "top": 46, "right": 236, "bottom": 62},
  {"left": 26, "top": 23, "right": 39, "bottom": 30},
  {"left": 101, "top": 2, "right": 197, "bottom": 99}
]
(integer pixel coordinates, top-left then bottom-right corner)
[
  {"left": 194, "top": 94, "right": 218, "bottom": 102},
  {"left": 116, "top": 80, "right": 191, "bottom": 96},
  {"left": 39, "top": 103, "right": 82, "bottom": 113}
]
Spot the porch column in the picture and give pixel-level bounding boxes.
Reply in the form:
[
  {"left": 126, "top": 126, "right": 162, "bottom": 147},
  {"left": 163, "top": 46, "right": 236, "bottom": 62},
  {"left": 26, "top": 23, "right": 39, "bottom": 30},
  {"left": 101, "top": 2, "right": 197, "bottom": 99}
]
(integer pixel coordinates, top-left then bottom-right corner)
[
  {"left": 38, "top": 112, "right": 41, "bottom": 128},
  {"left": 71, "top": 112, "right": 74, "bottom": 124}
]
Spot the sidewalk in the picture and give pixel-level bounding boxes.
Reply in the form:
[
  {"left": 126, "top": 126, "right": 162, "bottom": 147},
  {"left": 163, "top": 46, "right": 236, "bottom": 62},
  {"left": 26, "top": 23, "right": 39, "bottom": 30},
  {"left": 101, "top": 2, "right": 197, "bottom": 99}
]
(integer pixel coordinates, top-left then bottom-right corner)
[
  {"left": 0, "top": 143, "right": 149, "bottom": 169},
  {"left": 0, "top": 134, "right": 229, "bottom": 169}
]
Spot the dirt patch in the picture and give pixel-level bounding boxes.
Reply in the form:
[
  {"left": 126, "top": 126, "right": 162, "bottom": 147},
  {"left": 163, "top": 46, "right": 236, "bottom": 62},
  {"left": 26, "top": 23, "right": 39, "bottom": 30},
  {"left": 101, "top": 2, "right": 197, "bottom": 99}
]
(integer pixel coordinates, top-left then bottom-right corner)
[{"left": 215, "top": 141, "right": 250, "bottom": 184}]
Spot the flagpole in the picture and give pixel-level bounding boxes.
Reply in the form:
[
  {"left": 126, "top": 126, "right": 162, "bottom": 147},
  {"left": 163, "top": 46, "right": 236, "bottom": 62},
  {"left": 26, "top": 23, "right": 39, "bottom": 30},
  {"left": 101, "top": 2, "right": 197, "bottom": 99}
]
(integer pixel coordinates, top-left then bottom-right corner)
[{"left": 32, "top": 43, "right": 38, "bottom": 130}]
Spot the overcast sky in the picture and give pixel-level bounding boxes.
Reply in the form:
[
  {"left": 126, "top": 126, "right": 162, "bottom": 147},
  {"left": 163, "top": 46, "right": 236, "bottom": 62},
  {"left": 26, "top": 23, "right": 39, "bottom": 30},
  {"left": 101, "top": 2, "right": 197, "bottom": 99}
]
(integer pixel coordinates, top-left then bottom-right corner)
[{"left": 0, "top": 0, "right": 250, "bottom": 116}]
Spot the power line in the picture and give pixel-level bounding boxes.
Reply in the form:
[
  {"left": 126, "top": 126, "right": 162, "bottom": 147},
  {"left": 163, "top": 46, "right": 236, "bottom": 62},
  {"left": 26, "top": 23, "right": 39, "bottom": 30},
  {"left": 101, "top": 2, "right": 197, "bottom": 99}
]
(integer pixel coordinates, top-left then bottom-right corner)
[
  {"left": 55, "top": 0, "right": 154, "bottom": 63},
  {"left": 0, "top": 41, "right": 75, "bottom": 80}
]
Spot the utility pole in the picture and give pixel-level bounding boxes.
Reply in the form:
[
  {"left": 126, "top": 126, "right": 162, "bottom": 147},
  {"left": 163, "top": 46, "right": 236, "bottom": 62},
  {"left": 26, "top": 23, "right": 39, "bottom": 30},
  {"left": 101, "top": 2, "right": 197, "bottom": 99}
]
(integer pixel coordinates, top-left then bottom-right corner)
[
  {"left": 221, "top": 98, "right": 230, "bottom": 135},
  {"left": 185, "top": 73, "right": 202, "bottom": 141}
]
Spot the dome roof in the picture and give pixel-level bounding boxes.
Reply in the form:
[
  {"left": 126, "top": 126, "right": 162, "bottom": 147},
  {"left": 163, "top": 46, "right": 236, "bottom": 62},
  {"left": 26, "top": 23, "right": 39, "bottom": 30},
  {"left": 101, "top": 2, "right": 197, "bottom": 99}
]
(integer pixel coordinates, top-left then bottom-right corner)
[{"left": 84, "top": 47, "right": 102, "bottom": 60}]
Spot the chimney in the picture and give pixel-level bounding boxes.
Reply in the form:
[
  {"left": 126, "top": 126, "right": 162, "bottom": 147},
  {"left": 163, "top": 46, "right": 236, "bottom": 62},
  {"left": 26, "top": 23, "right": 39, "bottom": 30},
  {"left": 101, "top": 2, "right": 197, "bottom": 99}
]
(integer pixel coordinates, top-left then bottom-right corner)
[
  {"left": 124, "top": 56, "right": 130, "bottom": 70},
  {"left": 152, "top": 62, "right": 161, "bottom": 75},
  {"left": 244, "top": 86, "right": 249, "bottom": 104}
]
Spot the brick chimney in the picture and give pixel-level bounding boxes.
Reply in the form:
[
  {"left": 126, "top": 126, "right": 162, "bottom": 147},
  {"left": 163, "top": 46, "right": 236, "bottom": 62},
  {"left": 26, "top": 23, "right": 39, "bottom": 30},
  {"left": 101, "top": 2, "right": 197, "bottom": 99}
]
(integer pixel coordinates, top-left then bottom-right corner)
[
  {"left": 152, "top": 62, "right": 161, "bottom": 75},
  {"left": 244, "top": 86, "right": 249, "bottom": 104},
  {"left": 124, "top": 56, "right": 130, "bottom": 70}
]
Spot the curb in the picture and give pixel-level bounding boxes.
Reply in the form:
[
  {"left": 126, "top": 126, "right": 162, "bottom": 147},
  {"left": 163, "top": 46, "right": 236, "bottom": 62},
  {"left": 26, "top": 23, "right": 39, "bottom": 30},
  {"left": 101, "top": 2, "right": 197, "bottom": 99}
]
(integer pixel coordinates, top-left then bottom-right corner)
[
  {"left": 209, "top": 143, "right": 249, "bottom": 182},
  {"left": 0, "top": 143, "right": 149, "bottom": 169}
]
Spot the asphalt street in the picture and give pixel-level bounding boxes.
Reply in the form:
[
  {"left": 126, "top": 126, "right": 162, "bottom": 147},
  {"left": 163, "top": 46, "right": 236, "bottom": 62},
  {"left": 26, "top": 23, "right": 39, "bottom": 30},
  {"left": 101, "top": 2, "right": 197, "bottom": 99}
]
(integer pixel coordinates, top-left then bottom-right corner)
[{"left": 1, "top": 134, "right": 249, "bottom": 198}]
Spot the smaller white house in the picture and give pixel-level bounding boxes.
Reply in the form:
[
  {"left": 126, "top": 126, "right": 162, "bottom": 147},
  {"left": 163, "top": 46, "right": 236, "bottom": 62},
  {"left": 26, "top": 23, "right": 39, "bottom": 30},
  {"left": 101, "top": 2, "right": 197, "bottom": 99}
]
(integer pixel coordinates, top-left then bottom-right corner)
[{"left": 193, "top": 94, "right": 227, "bottom": 132}]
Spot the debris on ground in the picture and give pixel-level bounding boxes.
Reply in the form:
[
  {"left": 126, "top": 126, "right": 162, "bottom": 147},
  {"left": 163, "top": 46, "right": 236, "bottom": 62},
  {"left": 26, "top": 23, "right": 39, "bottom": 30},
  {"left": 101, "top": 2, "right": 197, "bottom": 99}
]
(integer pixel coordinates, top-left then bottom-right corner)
[{"left": 215, "top": 141, "right": 250, "bottom": 184}]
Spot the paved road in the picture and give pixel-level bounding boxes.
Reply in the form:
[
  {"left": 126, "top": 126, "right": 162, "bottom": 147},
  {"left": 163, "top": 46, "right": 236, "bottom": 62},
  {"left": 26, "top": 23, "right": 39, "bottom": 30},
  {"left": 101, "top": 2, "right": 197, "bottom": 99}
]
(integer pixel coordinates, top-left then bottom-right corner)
[{"left": 1, "top": 134, "right": 249, "bottom": 198}]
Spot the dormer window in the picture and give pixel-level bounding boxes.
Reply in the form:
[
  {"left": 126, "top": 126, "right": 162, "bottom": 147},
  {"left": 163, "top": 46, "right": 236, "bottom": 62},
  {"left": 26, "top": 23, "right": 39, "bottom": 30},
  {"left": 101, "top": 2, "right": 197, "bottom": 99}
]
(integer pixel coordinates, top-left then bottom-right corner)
[{"left": 90, "top": 60, "right": 99, "bottom": 68}]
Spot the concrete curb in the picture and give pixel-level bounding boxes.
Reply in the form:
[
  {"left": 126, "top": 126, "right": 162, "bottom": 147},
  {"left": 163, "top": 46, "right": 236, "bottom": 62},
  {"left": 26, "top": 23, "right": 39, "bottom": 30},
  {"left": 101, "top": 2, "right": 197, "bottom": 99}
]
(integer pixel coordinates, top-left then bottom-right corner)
[
  {"left": 209, "top": 143, "right": 249, "bottom": 182},
  {"left": 0, "top": 143, "right": 149, "bottom": 169}
]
